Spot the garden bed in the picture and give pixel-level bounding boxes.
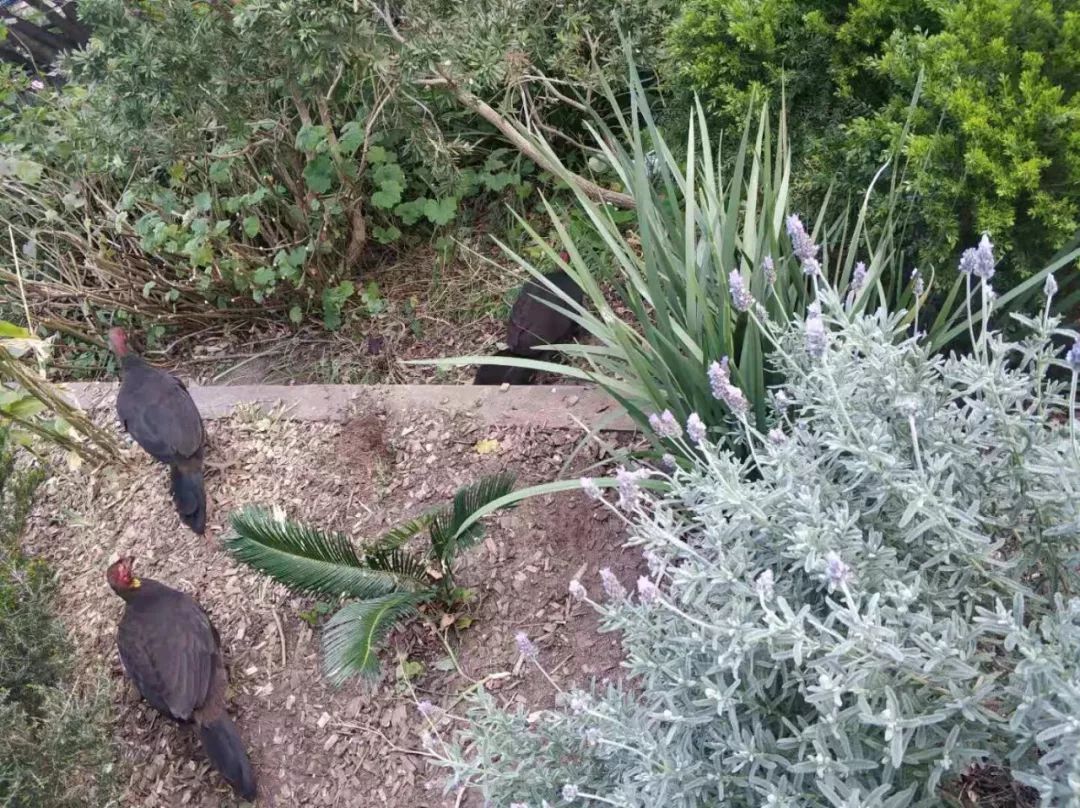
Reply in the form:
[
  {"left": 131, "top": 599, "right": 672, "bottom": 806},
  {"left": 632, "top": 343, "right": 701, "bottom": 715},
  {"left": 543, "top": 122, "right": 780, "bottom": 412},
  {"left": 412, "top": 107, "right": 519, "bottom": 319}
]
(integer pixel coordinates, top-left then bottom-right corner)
[{"left": 23, "top": 400, "right": 642, "bottom": 806}]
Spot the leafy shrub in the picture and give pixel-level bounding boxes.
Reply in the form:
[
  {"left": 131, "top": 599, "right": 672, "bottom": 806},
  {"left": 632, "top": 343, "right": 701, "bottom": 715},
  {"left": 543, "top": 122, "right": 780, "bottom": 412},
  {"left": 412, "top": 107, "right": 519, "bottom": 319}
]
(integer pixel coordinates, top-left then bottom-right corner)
[
  {"left": 435, "top": 61, "right": 1077, "bottom": 459},
  {"left": 0, "top": 0, "right": 681, "bottom": 335},
  {"left": 432, "top": 274, "right": 1080, "bottom": 805},
  {"left": 225, "top": 472, "right": 515, "bottom": 683},
  {"left": 0, "top": 428, "right": 117, "bottom": 806},
  {"left": 669, "top": 0, "right": 1080, "bottom": 284}
]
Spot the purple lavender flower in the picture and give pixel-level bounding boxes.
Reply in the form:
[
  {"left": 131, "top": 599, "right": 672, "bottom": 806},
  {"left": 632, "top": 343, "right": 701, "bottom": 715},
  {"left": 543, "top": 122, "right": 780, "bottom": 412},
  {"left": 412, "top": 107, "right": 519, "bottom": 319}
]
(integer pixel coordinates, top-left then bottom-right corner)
[
  {"left": 1045, "top": 273, "right": 1058, "bottom": 298},
  {"left": 569, "top": 693, "right": 590, "bottom": 715},
  {"left": 786, "top": 214, "right": 819, "bottom": 264},
  {"left": 754, "top": 569, "right": 775, "bottom": 600},
  {"left": 648, "top": 410, "right": 682, "bottom": 439},
  {"left": 728, "top": 270, "right": 753, "bottom": 312},
  {"left": 660, "top": 453, "right": 677, "bottom": 473},
  {"left": 850, "top": 261, "right": 867, "bottom": 294},
  {"left": 762, "top": 255, "right": 776, "bottom": 285},
  {"left": 767, "top": 427, "right": 786, "bottom": 445},
  {"left": 958, "top": 234, "right": 996, "bottom": 280},
  {"left": 580, "top": 477, "right": 603, "bottom": 501},
  {"left": 805, "top": 315, "right": 828, "bottom": 359},
  {"left": 823, "top": 552, "right": 853, "bottom": 589},
  {"left": 774, "top": 389, "right": 791, "bottom": 413},
  {"left": 643, "top": 548, "right": 662, "bottom": 575},
  {"left": 911, "top": 268, "right": 924, "bottom": 297},
  {"left": 515, "top": 631, "right": 539, "bottom": 660},
  {"left": 686, "top": 413, "right": 707, "bottom": 444},
  {"left": 707, "top": 358, "right": 750, "bottom": 416},
  {"left": 599, "top": 567, "right": 627, "bottom": 600},
  {"left": 801, "top": 256, "right": 822, "bottom": 278},
  {"left": 417, "top": 700, "right": 436, "bottom": 718},
  {"left": 615, "top": 466, "right": 650, "bottom": 510},
  {"left": 569, "top": 579, "right": 587, "bottom": 601},
  {"left": 562, "top": 784, "right": 579, "bottom": 801},
  {"left": 637, "top": 576, "right": 659, "bottom": 605},
  {"left": 1067, "top": 340, "right": 1080, "bottom": 372},
  {"left": 707, "top": 359, "right": 729, "bottom": 399}
]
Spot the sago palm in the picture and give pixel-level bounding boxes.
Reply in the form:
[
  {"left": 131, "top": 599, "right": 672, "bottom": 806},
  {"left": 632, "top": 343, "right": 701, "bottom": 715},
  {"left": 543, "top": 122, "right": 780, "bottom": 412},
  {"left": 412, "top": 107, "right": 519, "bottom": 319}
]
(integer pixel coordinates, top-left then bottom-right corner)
[{"left": 225, "top": 471, "right": 515, "bottom": 683}]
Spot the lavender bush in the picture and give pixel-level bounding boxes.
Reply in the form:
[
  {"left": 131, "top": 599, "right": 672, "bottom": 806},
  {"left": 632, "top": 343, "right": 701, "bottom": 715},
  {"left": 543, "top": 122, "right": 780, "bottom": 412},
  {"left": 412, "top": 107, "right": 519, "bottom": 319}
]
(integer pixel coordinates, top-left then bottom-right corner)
[{"left": 430, "top": 265, "right": 1080, "bottom": 806}]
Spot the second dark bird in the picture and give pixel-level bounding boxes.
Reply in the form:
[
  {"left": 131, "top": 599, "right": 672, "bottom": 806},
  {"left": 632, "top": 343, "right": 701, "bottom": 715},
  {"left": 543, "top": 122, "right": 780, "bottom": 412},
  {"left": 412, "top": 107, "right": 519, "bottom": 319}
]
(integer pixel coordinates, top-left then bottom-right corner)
[
  {"left": 474, "top": 253, "right": 584, "bottom": 385},
  {"left": 107, "top": 557, "right": 257, "bottom": 801},
  {"left": 109, "top": 328, "right": 207, "bottom": 534}
]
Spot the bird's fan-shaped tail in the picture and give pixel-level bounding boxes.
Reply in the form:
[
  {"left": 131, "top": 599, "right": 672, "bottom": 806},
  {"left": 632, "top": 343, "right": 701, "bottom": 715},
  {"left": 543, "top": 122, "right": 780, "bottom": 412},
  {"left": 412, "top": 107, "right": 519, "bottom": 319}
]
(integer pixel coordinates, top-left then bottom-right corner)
[
  {"left": 170, "top": 459, "right": 206, "bottom": 535},
  {"left": 200, "top": 715, "right": 256, "bottom": 802}
]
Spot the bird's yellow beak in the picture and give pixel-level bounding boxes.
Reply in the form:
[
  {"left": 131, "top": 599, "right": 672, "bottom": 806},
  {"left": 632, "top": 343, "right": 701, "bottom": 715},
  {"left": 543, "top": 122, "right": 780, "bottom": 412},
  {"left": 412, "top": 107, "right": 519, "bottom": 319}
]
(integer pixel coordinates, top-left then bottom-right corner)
[{"left": 130, "top": 577, "right": 141, "bottom": 589}]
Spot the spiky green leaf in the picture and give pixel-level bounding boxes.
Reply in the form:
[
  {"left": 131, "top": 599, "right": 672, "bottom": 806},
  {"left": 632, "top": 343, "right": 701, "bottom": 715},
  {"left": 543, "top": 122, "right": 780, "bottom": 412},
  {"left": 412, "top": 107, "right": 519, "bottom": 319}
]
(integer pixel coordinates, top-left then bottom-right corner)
[
  {"left": 429, "top": 472, "right": 516, "bottom": 565},
  {"left": 322, "top": 591, "right": 424, "bottom": 684},
  {"left": 225, "top": 507, "right": 423, "bottom": 598},
  {"left": 364, "top": 511, "right": 436, "bottom": 556}
]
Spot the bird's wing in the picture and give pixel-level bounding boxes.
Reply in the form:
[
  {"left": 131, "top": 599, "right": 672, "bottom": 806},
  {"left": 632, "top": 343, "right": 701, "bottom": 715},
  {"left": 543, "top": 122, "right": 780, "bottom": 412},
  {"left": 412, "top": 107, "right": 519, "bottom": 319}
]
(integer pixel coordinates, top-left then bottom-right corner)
[
  {"left": 117, "top": 588, "right": 216, "bottom": 721},
  {"left": 118, "top": 370, "right": 204, "bottom": 462}
]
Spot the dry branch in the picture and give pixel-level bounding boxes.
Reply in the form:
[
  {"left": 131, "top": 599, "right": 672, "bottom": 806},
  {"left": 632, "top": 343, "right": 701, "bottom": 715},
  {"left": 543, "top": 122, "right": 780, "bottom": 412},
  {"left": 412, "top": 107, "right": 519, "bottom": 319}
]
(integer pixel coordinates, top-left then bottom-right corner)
[{"left": 368, "top": 2, "right": 636, "bottom": 211}]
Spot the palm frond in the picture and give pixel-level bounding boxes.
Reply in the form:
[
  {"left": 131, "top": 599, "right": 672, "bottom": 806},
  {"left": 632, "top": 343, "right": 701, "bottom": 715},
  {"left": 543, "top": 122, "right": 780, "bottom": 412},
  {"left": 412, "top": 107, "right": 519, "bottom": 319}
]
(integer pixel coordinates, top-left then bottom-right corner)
[
  {"left": 429, "top": 472, "right": 516, "bottom": 565},
  {"left": 365, "top": 547, "right": 429, "bottom": 583},
  {"left": 225, "top": 507, "right": 423, "bottom": 599},
  {"left": 322, "top": 591, "right": 425, "bottom": 684},
  {"left": 362, "top": 510, "right": 436, "bottom": 557}
]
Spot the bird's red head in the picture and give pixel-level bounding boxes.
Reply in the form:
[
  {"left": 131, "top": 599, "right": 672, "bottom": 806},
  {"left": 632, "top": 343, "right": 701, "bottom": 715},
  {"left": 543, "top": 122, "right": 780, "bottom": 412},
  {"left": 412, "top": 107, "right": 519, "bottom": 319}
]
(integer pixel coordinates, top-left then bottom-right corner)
[
  {"left": 558, "top": 250, "right": 570, "bottom": 263},
  {"left": 108, "top": 327, "right": 129, "bottom": 357},
  {"left": 106, "top": 556, "right": 141, "bottom": 595}
]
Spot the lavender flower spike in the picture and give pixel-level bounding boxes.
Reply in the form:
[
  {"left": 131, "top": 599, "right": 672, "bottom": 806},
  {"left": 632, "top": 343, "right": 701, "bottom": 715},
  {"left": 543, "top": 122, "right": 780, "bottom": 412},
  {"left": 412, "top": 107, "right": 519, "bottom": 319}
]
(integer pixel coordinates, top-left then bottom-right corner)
[
  {"left": 1067, "top": 340, "right": 1080, "bottom": 372},
  {"left": 648, "top": 410, "right": 682, "bottom": 439},
  {"left": 515, "top": 631, "right": 539, "bottom": 660},
  {"left": 728, "top": 270, "right": 753, "bottom": 312},
  {"left": 1045, "top": 273, "right": 1058, "bottom": 298},
  {"left": 686, "top": 413, "right": 707, "bottom": 444},
  {"left": 805, "top": 316, "right": 828, "bottom": 359},
  {"left": 580, "top": 477, "right": 603, "bottom": 501},
  {"left": 762, "top": 255, "right": 776, "bottom": 284},
  {"left": 786, "top": 214, "right": 819, "bottom": 264},
  {"left": 959, "top": 234, "right": 996, "bottom": 280},
  {"left": 600, "top": 567, "right": 627, "bottom": 600},
  {"left": 637, "top": 576, "right": 659, "bottom": 605}
]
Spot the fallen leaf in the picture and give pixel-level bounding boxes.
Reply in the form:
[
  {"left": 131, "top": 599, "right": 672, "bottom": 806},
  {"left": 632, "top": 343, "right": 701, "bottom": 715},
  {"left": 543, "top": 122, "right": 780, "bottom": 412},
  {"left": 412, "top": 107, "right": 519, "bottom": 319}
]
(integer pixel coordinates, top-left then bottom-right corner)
[{"left": 474, "top": 438, "right": 500, "bottom": 455}]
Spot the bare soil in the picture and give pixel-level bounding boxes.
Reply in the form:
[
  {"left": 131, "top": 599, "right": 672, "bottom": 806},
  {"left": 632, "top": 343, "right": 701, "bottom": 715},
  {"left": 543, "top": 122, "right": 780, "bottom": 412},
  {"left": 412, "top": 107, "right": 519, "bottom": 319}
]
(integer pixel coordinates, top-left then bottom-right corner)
[{"left": 23, "top": 403, "right": 642, "bottom": 807}]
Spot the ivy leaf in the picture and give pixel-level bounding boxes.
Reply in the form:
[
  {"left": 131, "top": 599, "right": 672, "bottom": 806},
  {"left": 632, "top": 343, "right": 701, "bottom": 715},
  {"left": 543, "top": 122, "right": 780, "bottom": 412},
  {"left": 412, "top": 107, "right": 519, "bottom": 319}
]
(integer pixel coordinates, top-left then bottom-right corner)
[
  {"left": 322, "top": 281, "right": 356, "bottom": 330},
  {"left": 208, "top": 159, "right": 232, "bottom": 184},
  {"left": 372, "top": 225, "right": 402, "bottom": 244},
  {"left": 303, "top": 155, "right": 335, "bottom": 195},
  {"left": 295, "top": 124, "right": 328, "bottom": 153},
  {"left": 394, "top": 199, "right": 427, "bottom": 226},
  {"left": 373, "top": 162, "right": 405, "bottom": 186},
  {"left": 252, "top": 266, "right": 277, "bottom": 287},
  {"left": 243, "top": 216, "right": 261, "bottom": 238},
  {"left": 193, "top": 191, "right": 212, "bottom": 212},
  {"left": 339, "top": 121, "right": 364, "bottom": 156},
  {"left": 367, "top": 145, "right": 388, "bottom": 163},
  {"left": 371, "top": 181, "right": 403, "bottom": 209},
  {"left": 423, "top": 197, "right": 458, "bottom": 226},
  {"left": 289, "top": 305, "right": 303, "bottom": 325},
  {"left": 482, "top": 172, "right": 517, "bottom": 192}
]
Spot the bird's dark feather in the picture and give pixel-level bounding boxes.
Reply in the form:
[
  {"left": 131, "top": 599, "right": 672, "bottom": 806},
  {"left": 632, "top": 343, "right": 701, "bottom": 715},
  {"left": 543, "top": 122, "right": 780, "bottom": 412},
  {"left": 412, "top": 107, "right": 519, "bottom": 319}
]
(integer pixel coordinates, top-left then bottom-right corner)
[{"left": 117, "top": 579, "right": 218, "bottom": 722}]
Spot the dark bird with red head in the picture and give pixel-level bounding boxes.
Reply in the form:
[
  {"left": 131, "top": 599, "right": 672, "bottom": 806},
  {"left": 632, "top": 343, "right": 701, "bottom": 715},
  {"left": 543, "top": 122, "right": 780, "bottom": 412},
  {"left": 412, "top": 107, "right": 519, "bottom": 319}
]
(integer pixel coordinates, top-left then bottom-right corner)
[
  {"left": 109, "top": 328, "right": 207, "bottom": 534},
  {"left": 474, "top": 251, "right": 585, "bottom": 385},
  {"left": 107, "top": 557, "right": 257, "bottom": 802}
]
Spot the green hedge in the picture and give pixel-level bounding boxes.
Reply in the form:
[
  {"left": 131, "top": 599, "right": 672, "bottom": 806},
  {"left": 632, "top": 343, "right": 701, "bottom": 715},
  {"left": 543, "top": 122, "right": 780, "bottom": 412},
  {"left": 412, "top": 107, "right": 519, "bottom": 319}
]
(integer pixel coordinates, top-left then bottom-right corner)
[
  {"left": 669, "top": 0, "right": 1080, "bottom": 284},
  {"left": 0, "top": 432, "right": 117, "bottom": 807}
]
